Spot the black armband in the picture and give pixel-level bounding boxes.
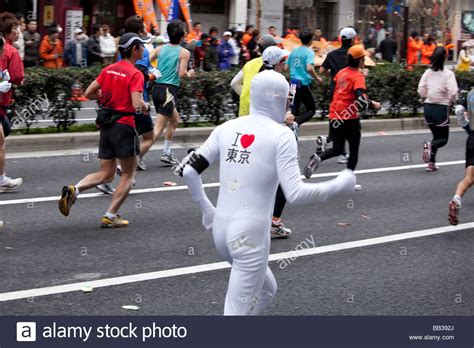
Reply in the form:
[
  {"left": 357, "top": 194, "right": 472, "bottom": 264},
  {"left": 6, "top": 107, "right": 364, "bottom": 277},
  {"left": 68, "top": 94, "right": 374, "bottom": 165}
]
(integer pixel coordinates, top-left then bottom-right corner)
[
  {"left": 355, "top": 88, "right": 371, "bottom": 111},
  {"left": 190, "top": 154, "right": 209, "bottom": 174},
  {"left": 174, "top": 150, "right": 209, "bottom": 177}
]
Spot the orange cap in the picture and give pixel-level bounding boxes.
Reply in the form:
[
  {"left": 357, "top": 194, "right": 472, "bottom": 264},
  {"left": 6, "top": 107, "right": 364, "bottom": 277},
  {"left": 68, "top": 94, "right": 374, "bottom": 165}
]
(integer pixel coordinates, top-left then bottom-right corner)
[{"left": 348, "top": 45, "right": 366, "bottom": 59}]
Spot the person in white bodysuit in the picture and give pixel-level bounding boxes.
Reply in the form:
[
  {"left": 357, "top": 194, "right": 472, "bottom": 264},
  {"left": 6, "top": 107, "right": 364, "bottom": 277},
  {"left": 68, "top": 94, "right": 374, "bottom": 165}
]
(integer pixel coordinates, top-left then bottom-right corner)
[{"left": 181, "top": 69, "right": 356, "bottom": 315}]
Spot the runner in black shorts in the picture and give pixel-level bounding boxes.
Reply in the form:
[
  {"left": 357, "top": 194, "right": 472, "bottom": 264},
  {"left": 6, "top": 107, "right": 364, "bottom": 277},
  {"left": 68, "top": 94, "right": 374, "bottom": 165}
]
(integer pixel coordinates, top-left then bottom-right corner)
[
  {"left": 58, "top": 33, "right": 150, "bottom": 228},
  {"left": 449, "top": 89, "right": 474, "bottom": 225},
  {"left": 152, "top": 83, "right": 179, "bottom": 119},
  {"left": 140, "top": 20, "right": 194, "bottom": 166}
]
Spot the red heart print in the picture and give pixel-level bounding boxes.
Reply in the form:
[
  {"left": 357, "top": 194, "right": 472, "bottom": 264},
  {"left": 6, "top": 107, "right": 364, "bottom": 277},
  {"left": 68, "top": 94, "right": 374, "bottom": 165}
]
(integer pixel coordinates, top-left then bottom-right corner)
[{"left": 240, "top": 134, "right": 255, "bottom": 149}]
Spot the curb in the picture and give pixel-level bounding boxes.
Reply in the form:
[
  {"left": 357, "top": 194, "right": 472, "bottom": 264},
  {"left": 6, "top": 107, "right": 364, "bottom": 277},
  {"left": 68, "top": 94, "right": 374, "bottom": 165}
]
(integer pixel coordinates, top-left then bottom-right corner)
[{"left": 6, "top": 117, "right": 455, "bottom": 153}]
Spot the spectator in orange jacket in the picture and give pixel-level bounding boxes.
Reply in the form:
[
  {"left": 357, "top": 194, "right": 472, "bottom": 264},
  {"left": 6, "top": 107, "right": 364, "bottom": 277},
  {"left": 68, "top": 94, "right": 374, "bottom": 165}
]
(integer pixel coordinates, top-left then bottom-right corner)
[
  {"left": 39, "top": 26, "right": 64, "bottom": 68},
  {"left": 186, "top": 22, "right": 202, "bottom": 44},
  {"left": 242, "top": 25, "right": 254, "bottom": 47},
  {"left": 407, "top": 31, "right": 423, "bottom": 65},
  {"left": 421, "top": 34, "right": 436, "bottom": 65}
]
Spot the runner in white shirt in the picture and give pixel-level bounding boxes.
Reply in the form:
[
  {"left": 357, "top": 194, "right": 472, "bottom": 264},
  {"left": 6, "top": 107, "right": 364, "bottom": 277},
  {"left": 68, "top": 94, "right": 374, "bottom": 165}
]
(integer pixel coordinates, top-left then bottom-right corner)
[{"left": 179, "top": 69, "right": 356, "bottom": 315}]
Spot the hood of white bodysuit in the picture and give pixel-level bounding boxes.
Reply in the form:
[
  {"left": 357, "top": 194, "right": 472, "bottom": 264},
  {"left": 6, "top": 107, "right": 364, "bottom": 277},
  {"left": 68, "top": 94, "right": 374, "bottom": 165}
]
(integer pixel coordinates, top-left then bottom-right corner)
[{"left": 250, "top": 70, "right": 289, "bottom": 124}]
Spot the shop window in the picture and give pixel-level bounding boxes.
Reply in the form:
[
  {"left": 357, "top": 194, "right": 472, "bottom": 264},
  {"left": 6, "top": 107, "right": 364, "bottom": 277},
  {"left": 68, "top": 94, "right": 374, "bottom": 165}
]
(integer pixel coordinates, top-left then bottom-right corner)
[{"left": 190, "top": 0, "right": 227, "bottom": 14}]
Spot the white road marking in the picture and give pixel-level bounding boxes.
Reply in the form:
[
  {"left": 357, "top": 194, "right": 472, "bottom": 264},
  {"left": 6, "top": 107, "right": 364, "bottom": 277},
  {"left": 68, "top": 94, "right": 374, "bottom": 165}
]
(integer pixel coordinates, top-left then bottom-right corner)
[
  {"left": 0, "top": 160, "right": 465, "bottom": 206},
  {"left": 0, "top": 223, "right": 471, "bottom": 302}
]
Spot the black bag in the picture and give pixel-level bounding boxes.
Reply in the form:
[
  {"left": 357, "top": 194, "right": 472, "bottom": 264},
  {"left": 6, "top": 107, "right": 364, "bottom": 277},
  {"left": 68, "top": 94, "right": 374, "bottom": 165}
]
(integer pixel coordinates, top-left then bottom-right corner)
[{"left": 96, "top": 106, "right": 131, "bottom": 128}]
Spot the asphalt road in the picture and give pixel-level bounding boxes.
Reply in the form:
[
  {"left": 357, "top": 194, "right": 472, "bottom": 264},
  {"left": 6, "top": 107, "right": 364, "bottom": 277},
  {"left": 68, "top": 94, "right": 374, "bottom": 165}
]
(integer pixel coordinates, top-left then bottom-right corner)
[{"left": 0, "top": 130, "right": 472, "bottom": 315}]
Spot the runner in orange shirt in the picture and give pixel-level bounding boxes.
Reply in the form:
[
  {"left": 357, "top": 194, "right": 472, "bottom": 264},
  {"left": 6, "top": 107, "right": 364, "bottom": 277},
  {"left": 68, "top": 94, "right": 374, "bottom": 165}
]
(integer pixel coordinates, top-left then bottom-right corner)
[{"left": 304, "top": 45, "right": 381, "bottom": 180}]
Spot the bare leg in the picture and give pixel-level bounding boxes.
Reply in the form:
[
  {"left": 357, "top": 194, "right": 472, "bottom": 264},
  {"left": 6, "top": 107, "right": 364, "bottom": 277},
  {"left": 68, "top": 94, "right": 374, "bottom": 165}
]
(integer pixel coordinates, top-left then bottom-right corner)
[
  {"left": 455, "top": 166, "right": 474, "bottom": 198},
  {"left": 139, "top": 114, "right": 168, "bottom": 157},
  {"left": 165, "top": 109, "right": 179, "bottom": 141},
  {"left": 106, "top": 155, "right": 137, "bottom": 214},
  {"left": 0, "top": 123, "right": 5, "bottom": 175},
  {"left": 139, "top": 130, "right": 154, "bottom": 159},
  {"left": 77, "top": 159, "right": 116, "bottom": 192}
]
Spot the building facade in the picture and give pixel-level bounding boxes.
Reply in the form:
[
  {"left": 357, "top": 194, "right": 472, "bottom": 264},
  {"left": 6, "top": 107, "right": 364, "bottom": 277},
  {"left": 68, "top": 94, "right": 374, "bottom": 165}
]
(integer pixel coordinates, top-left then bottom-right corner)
[{"left": 1, "top": 0, "right": 356, "bottom": 41}]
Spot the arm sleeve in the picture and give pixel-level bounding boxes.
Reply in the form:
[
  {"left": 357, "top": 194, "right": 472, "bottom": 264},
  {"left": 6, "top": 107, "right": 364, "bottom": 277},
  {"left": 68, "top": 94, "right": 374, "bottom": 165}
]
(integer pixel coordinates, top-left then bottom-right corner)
[
  {"left": 8, "top": 49, "right": 24, "bottom": 85},
  {"left": 129, "top": 72, "right": 145, "bottom": 94},
  {"left": 276, "top": 130, "right": 356, "bottom": 205},
  {"left": 39, "top": 42, "right": 55, "bottom": 61},
  {"left": 183, "top": 165, "right": 215, "bottom": 214},
  {"left": 182, "top": 129, "right": 221, "bottom": 221},
  {"left": 418, "top": 71, "right": 428, "bottom": 98},
  {"left": 447, "top": 72, "right": 459, "bottom": 104},
  {"left": 230, "top": 70, "right": 244, "bottom": 95},
  {"left": 195, "top": 126, "right": 221, "bottom": 164}
]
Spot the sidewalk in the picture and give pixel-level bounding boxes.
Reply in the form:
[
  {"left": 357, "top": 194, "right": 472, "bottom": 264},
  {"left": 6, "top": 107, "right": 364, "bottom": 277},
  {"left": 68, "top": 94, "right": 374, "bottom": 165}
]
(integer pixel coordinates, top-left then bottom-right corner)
[{"left": 6, "top": 117, "right": 455, "bottom": 153}]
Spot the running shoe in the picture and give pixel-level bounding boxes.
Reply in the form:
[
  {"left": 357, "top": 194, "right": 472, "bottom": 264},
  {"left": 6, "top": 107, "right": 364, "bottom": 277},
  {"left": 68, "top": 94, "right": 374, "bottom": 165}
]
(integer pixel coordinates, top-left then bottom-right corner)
[
  {"left": 101, "top": 215, "right": 129, "bottom": 228},
  {"left": 58, "top": 185, "right": 77, "bottom": 217},
  {"left": 304, "top": 154, "right": 321, "bottom": 179},
  {"left": 448, "top": 200, "right": 460, "bottom": 225},
  {"left": 315, "top": 136, "right": 327, "bottom": 155},
  {"left": 161, "top": 152, "right": 179, "bottom": 165},
  {"left": 96, "top": 183, "right": 115, "bottom": 195},
  {"left": 137, "top": 157, "right": 146, "bottom": 171},
  {"left": 355, "top": 184, "right": 362, "bottom": 191},
  {"left": 426, "top": 162, "right": 438, "bottom": 172},
  {"left": 271, "top": 221, "right": 292, "bottom": 239},
  {"left": 0, "top": 176, "right": 23, "bottom": 193},
  {"left": 338, "top": 154, "right": 349, "bottom": 164},
  {"left": 422, "top": 141, "right": 431, "bottom": 163}
]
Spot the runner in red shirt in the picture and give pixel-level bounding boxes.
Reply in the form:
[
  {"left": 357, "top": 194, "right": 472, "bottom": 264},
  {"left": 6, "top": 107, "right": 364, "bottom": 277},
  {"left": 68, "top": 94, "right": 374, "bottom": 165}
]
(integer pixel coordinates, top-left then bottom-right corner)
[
  {"left": 304, "top": 45, "right": 381, "bottom": 181},
  {"left": 0, "top": 13, "right": 24, "bottom": 193},
  {"left": 58, "top": 33, "right": 150, "bottom": 228}
]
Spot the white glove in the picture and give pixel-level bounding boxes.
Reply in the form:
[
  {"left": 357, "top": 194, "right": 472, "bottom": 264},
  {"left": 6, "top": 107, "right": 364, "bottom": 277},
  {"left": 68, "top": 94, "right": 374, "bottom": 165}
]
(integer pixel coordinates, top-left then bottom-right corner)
[
  {"left": 2, "top": 69, "right": 10, "bottom": 82},
  {"left": 455, "top": 105, "right": 468, "bottom": 128},
  {"left": 149, "top": 68, "right": 161, "bottom": 80},
  {"left": 334, "top": 169, "right": 357, "bottom": 194},
  {"left": 0, "top": 81, "right": 12, "bottom": 94},
  {"left": 202, "top": 205, "right": 215, "bottom": 232}
]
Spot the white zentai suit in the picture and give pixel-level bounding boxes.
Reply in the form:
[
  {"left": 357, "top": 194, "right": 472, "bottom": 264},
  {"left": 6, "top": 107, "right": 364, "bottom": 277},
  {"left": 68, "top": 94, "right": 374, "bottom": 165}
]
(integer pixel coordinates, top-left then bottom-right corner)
[{"left": 183, "top": 70, "right": 356, "bottom": 315}]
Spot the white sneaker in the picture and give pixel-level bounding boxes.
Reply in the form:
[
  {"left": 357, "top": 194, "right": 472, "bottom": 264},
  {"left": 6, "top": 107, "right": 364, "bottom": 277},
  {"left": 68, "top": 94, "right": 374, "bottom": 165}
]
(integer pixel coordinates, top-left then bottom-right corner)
[
  {"left": 338, "top": 154, "right": 349, "bottom": 164},
  {"left": 96, "top": 183, "right": 115, "bottom": 195},
  {"left": 355, "top": 184, "right": 362, "bottom": 191},
  {"left": 315, "top": 136, "right": 327, "bottom": 155},
  {"left": 0, "top": 177, "right": 23, "bottom": 192}
]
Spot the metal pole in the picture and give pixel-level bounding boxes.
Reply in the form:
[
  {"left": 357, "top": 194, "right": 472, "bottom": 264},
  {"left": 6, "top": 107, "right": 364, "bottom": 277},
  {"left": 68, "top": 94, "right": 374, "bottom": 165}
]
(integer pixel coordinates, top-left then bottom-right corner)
[
  {"left": 401, "top": 1, "right": 409, "bottom": 62},
  {"left": 32, "top": 0, "right": 38, "bottom": 20}
]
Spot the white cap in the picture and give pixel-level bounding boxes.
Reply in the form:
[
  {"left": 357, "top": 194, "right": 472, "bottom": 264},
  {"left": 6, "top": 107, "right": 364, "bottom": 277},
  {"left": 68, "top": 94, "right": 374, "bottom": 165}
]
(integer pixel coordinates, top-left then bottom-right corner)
[
  {"left": 223, "top": 31, "right": 232, "bottom": 37},
  {"left": 74, "top": 28, "right": 83, "bottom": 35},
  {"left": 262, "top": 46, "right": 285, "bottom": 68},
  {"left": 340, "top": 27, "right": 357, "bottom": 40}
]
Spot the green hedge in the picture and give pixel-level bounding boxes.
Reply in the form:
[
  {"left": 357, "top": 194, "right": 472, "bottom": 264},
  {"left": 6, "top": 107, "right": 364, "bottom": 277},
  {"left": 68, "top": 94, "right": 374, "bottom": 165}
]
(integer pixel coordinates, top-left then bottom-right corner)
[{"left": 11, "top": 64, "right": 474, "bottom": 133}]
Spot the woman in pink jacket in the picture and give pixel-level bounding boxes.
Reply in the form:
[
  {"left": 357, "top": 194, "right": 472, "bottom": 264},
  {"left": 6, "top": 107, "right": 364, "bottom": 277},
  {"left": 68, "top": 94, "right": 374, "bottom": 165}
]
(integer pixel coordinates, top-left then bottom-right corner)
[{"left": 418, "top": 46, "right": 458, "bottom": 172}]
